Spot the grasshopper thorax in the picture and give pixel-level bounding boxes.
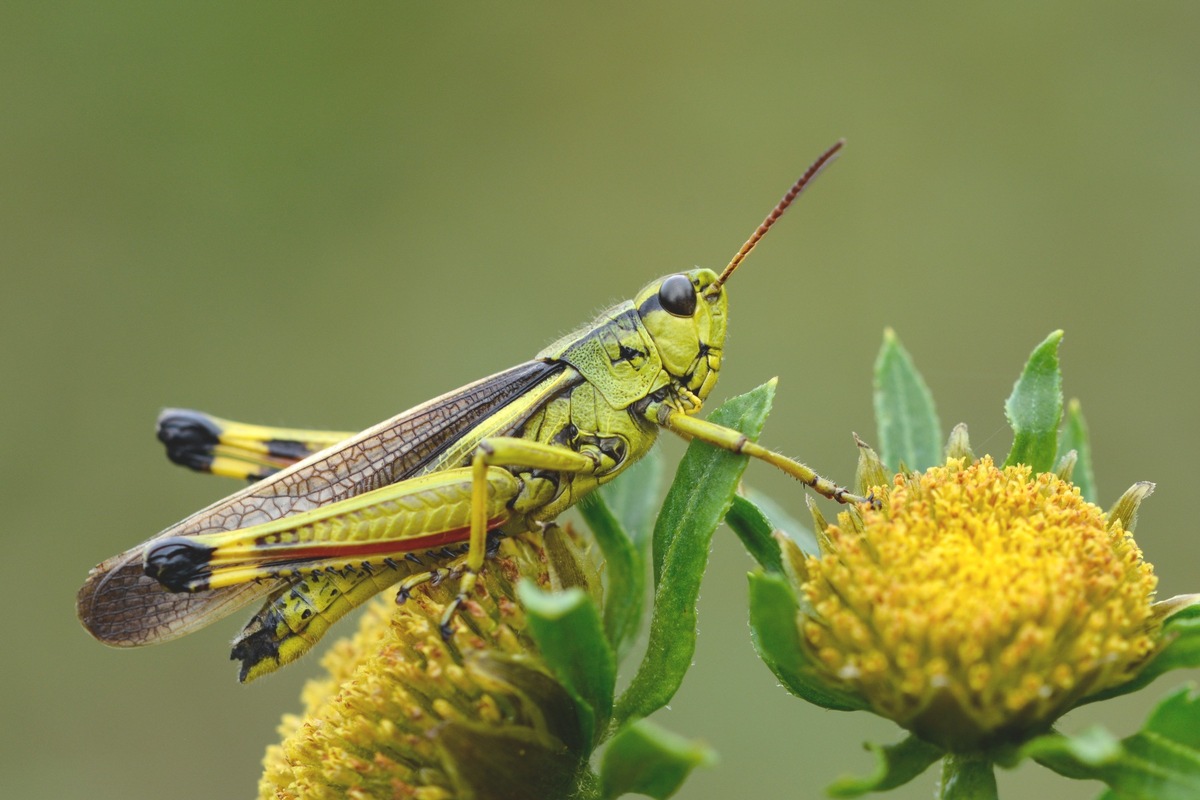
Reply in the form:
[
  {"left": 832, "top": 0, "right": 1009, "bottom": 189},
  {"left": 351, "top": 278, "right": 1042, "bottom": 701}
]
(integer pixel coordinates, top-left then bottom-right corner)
[{"left": 634, "top": 268, "right": 727, "bottom": 410}]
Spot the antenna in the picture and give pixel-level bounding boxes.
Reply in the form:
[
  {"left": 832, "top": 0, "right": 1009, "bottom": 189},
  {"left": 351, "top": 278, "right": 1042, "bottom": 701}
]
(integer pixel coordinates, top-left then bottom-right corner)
[{"left": 707, "top": 138, "right": 844, "bottom": 295}]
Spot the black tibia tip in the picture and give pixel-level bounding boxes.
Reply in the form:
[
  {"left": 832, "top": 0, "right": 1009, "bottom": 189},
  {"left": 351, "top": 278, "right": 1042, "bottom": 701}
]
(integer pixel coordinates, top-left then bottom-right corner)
[
  {"left": 231, "top": 619, "right": 282, "bottom": 683},
  {"left": 156, "top": 409, "right": 221, "bottom": 472},
  {"left": 144, "top": 536, "right": 214, "bottom": 591},
  {"left": 440, "top": 595, "right": 463, "bottom": 641}
]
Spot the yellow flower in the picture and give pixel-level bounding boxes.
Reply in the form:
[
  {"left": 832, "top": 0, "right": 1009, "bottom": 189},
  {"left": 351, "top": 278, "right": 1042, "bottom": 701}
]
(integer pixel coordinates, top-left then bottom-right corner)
[
  {"left": 796, "top": 456, "right": 1162, "bottom": 752},
  {"left": 259, "top": 529, "right": 598, "bottom": 800}
]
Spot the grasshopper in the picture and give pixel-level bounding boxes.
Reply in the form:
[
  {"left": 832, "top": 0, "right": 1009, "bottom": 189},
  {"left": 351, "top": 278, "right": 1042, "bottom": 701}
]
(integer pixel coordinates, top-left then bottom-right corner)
[{"left": 77, "top": 140, "right": 861, "bottom": 681}]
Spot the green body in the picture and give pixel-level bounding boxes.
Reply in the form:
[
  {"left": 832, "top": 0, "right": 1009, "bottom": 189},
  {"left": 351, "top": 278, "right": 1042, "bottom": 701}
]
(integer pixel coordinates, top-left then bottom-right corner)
[{"left": 78, "top": 268, "right": 747, "bottom": 680}]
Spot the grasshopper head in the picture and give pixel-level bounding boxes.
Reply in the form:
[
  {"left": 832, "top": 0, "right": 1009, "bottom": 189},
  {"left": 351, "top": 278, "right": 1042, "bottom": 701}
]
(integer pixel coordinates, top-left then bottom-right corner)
[{"left": 635, "top": 268, "right": 727, "bottom": 407}]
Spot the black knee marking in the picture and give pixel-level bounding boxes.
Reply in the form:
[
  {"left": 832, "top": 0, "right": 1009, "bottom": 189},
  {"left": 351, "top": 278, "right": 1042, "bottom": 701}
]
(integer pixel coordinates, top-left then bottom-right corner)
[
  {"left": 144, "top": 536, "right": 213, "bottom": 591},
  {"left": 156, "top": 410, "right": 220, "bottom": 472}
]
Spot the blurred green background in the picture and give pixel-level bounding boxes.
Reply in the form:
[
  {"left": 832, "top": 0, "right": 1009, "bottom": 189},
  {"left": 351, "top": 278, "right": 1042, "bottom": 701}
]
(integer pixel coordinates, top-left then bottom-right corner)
[{"left": 3, "top": 3, "right": 1198, "bottom": 799}]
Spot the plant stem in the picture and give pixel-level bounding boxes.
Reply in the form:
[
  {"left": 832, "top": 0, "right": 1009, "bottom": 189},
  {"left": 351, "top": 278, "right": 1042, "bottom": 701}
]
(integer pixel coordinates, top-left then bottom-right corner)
[{"left": 939, "top": 753, "right": 998, "bottom": 800}]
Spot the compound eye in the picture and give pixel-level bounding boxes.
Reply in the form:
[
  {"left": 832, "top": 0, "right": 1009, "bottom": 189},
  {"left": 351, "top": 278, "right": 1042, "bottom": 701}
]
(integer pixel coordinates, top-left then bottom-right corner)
[{"left": 658, "top": 274, "right": 697, "bottom": 317}]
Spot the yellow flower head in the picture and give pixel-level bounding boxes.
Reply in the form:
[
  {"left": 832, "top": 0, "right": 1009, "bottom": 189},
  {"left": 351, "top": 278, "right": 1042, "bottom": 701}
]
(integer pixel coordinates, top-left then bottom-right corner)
[
  {"left": 259, "top": 530, "right": 597, "bottom": 800},
  {"left": 800, "top": 456, "right": 1160, "bottom": 751}
]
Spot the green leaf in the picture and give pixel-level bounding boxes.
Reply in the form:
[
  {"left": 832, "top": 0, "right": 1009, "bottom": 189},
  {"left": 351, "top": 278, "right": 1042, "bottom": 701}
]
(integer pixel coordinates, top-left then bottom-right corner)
[
  {"left": 826, "top": 735, "right": 944, "bottom": 797},
  {"left": 467, "top": 653, "right": 589, "bottom": 755},
  {"left": 743, "top": 485, "right": 817, "bottom": 553},
  {"left": 1025, "top": 685, "right": 1200, "bottom": 800},
  {"left": 599, "top": 446, "right": 664, "bottom": 549},
  {"left": 1057, "top": 398, "right": 1097, "bottom": 503},
  {"left": 1003, "top": 331, "right": 1064, "bottom": 472},
  {"left": 520, "top": 583, "right": 616, "bottom": 746},
  {"left": 578, "top": 493, "right": 645, "bottom": 662},
  {"left": 725, "top": 494, "right": 784, "bottom": 574},
  {"left": 747, "top": 571, "right": 869, "bottom": 711},
  {"left": 578, "top": 448, "right": 662, "bottom": 660},
  {"left": 544, "top": 522, "right": 603, "bottom": 608},
  {"left": 1136, "top": 684, "right": 1200, "bottom": 749},
  {"left": 649, "top": 383, "right": 774, "bottom": 586},
  {"left": 1018, "top": 727, "right": 1124, "bottom": 779},
  {"left": 873, "top": 328, "right": 943, "bottom": 472},
  {"left": 1081, "top": 602, "right": 1200, "bottom": 705},
  {"left": 616, "top": 383, "right": 774, "bottom": 727},
  {"left": 437, "top": 720, "right": 582, "bottom": 800},
  {"left": 598, "top": 719, "right": 715, "bottom": 800}
]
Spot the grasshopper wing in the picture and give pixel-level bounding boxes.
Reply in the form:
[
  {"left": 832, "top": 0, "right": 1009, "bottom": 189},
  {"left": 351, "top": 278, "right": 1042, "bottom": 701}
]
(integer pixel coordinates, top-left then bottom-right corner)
[{"left": 78, "top": 359, "right": 570, "bottom": 647}]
